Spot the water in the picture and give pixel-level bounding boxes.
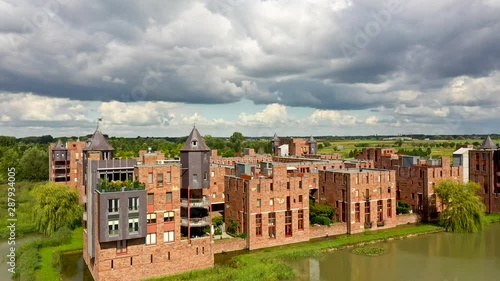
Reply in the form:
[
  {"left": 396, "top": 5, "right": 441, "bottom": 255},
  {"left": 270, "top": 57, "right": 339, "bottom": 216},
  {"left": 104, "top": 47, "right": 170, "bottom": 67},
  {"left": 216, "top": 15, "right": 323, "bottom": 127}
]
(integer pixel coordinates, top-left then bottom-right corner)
[
  {"left": 60, "top": 252, "right": 94, "bottom": 281},
  {"left": 292, "top": 223, "right": 500, "bottom": 281}
]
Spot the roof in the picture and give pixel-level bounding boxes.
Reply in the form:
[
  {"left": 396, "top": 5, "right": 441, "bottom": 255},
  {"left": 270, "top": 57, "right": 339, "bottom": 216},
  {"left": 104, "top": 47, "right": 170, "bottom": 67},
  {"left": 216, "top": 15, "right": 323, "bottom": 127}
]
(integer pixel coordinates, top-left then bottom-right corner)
[
  {"left": 53, "top": 139, "right": 67, "bottom": 150},
  {"left": 480, "top": 136, "right": 497, "bottom": 150},
  {"left": 83, "top": 130, "right": 114, "bottom": 151},
  {"left": 272, "top": 133, "right": 280, "bottom": 141},
  {"left": 307, "top": 136, "right": 316, "bottom": 143},
  {"left": 453, "top": 147, "right": 473, "bottom": 155},
  {"left": 180, "top": 127, "right": 210, "bottom": 151}
]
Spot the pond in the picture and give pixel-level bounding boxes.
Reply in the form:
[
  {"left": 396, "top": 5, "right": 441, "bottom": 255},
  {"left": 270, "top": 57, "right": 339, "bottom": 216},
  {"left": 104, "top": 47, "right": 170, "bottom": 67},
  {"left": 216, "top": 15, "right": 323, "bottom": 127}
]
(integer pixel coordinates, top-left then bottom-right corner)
[
  {"left": 60, "top": 252, "right": 94, "bottom": 281},
  {"left": 291, "top": 223, "right": 500, "bottom": 281}
]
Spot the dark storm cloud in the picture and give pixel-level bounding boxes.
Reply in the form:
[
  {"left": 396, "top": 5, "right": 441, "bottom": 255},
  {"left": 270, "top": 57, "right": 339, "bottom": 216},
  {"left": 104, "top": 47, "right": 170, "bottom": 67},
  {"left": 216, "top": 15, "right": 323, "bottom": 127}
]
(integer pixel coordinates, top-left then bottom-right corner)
[{"left": 1, "top": 0, "right": 500, "bottom": 114}]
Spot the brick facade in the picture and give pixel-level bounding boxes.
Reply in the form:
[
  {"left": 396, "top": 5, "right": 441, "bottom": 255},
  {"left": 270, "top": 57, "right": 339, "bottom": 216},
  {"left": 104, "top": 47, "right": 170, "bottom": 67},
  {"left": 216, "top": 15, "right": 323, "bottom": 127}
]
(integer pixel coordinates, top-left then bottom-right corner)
[{"left": 469, "top": 149, "right": 500, "bottom": 213}]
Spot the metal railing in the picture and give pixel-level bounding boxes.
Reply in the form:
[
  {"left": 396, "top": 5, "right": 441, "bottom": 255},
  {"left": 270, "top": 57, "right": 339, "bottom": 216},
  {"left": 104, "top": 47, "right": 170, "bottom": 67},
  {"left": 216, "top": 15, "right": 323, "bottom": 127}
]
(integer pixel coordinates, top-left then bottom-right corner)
[
  {"left": 180, "top": 216, "right": 210, "bottom": 227},
  {"left": 180, "top": 196, "right": 210, "bottom": 208}
]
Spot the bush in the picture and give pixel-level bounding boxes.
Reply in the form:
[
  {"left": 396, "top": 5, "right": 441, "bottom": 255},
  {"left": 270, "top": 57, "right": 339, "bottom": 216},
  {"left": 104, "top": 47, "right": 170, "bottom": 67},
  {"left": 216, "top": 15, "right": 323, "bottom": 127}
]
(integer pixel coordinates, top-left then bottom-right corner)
[
  {"left": 311, "top": 216, "right": 332, "bottom": 226},
  {"left": 396, "top": 201, "right": 410, "bottom": 214},
  {"left": 227, "top": 219, "right": 238, "bottom": 235}
]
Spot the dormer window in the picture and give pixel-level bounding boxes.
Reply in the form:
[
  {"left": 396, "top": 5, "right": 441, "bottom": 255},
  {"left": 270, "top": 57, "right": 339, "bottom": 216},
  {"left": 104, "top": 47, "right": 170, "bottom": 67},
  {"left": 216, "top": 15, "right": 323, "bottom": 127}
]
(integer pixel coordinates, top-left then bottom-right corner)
[{"left": 192, "top": 140, "right": 198, "bottom": 146}]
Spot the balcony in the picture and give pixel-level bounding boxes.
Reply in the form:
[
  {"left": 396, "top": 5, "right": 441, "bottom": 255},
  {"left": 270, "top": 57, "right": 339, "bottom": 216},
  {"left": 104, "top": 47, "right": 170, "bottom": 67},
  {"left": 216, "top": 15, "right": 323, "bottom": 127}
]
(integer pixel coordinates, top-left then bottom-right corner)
[
  {"left": 180, "top": 196, "right": 210, "bottom": 208},
  {"left": 53, "top": 165, "right": 70, "bottom": 170},
  {"left": 181, "top": 216, "right": 210, "bottom": 227}
]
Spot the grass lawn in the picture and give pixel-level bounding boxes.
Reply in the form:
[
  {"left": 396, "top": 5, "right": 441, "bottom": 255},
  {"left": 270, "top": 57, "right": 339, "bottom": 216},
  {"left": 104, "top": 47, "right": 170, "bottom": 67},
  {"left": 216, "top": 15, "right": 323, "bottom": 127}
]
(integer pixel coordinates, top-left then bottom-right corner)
[
  {"left": 36, "top": 227, "right": 83, "bottom": 280},
  {"left": 147, "top": 223, "right": 442, "bottom": 281},
  {"left": 0, "top": 182, "right": 40, "bottom": 238}
]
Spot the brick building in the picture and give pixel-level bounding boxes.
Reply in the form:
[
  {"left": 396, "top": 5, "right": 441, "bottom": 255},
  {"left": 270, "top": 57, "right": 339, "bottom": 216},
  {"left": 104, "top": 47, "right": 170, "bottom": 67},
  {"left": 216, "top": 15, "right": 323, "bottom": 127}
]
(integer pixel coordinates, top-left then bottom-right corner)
[
  {"left": 82, "top": 128, "right": 215, "bottom": 281},
  {"left": 224, "top": 162, "right": 315, "bottom": 250},
  {"left": 318, "top": 168, "right": 397, "bottom": 233},
  {"left": 271, "top": 134, "right": 317, "bottom": 156},
  {"left": 396, "top": 156, "right": 462, "bottom": 220},
  {"left": 49, "top": 139, "right": 86, "bottom": 187},
  {"left": 355, "top": 147, "right": 399, "bottom": 169},
  {"left": 469, "top": 136, "right": 500, "bottom": 213}
]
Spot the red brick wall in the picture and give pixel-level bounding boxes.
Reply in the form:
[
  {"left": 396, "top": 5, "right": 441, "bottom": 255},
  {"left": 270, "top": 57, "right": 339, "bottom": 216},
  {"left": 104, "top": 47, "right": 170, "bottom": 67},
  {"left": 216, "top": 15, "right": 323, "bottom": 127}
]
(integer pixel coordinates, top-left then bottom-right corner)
[
  {"left": 396, "top": 214, "right": 420, "bottom": 225},
  {"left": 212, "top": 238, "right": 247, "bottom": 254},
  {"left": 309, "top": 223, "right": 347, "bottom": 238}
]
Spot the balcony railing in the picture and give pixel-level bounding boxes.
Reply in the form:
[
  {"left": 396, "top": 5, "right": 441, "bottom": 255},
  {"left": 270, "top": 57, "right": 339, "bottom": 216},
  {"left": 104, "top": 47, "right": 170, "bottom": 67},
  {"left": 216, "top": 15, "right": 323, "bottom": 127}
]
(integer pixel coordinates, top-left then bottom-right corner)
[
  {"left": 180, "top": 196, "right": 210, "bottom": 208},
  {"left": 53, "top": 165, "right": 70, "bottom": 169},
  {"left": 109, "top": 229, "right": 119, "bottom": 236},
  {"left": 181, "top": 216, "right": 210, "bottom": 227}
]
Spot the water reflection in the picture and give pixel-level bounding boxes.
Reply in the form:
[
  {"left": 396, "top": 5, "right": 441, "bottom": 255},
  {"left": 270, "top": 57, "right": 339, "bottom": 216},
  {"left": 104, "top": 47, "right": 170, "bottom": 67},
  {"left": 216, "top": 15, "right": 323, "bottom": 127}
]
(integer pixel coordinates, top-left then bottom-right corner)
[{"left": 293, "top": 224, "right": 500, "bottom": 281}]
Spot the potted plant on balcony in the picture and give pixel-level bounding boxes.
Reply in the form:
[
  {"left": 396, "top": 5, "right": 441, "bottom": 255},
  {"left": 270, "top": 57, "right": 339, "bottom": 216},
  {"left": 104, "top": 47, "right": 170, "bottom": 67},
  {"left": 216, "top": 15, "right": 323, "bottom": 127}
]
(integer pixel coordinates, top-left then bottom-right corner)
[
  {"left": 364, "top": 221, "right": 373, "bottom": 229},
  {"left": 377, "top": 220, "right": 385, "bottom": 227}
]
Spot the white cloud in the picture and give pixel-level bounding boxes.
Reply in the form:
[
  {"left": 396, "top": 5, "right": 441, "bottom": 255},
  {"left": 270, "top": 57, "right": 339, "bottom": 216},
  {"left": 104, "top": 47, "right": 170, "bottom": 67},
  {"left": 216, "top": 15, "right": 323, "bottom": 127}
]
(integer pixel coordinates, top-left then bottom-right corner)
[
  {"left": 237, "top": 103, "right": 288, "bottom": 127},
  {"left": 308, "top": 110, "right": 357, "bottom": 126},
  {"left": 98, "top": 101, "right": 177, "bottom": 126},
  {"left": 365, "top": 116, "right": 379, "bottom": 125}
]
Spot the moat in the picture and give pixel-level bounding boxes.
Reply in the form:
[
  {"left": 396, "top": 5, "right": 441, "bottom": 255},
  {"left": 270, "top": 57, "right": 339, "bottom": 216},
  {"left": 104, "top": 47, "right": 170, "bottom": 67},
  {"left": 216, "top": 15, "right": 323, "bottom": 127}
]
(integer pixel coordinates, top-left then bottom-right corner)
[{"left": 291, "top": 223, "right": 500, "bottom": 281}]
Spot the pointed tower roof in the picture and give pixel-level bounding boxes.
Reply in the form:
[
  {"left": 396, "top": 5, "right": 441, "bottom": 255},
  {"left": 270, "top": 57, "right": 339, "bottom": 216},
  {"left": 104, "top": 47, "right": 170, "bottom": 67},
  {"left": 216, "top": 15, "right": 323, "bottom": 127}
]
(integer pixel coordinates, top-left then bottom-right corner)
[
  {"left": 83, "top": 130, "right": 114, "bottom": 151},
  {"left": 53, "top": 139, "right": 67, "bottom": 150},
  {"left": 273, "top": 133, "right": 280, "bottom": 141},
  {"left": 180, "top": 127, "right": 210, "bottom": 151},
  {"left": 480, "top": 135, "right": 497, "bottom": 150},
  {"left": 307, "top": 136, "right": 316, "bottom": 143}
]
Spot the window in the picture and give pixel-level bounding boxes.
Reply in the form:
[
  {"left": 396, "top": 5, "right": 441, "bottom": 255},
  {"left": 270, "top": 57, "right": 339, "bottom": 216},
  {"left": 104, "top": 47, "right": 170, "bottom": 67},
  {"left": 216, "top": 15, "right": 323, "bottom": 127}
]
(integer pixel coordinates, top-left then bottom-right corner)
[
  {"left": 147, "top": 213, "right": 156, "bottom": 224},
  {"left": 322, "top": 186, "right": 325, "bottom": 193},
  {"left": 117, "top": 240, "right": 127, "bottom": 254},
  {"left": 355, "top": 203, "right": 360, "bottom": 222},
  {"left": 128, "top": 218, "right": 139, "bottom": 234},
  {"left": 387, "top": 199, "right": 392, "bottom": 218},
  {"left": 377, "top": 200, "right": 383, "bottom": 222},
  {"left": 128, "top": 197, "right": 139, "bottom": 211},
  {"left": 193, "top": 174, "right": 198, "bottom": 183},
  {"left": 270, "top": 198, "right": 274, "bottom": 206},
  {"left": 270, "top": 183, "right": 273, "bottom": 191},
  {"left": 212, "top": 192, "right": 216, "bottom": 198},
  {"left": 108, "top": 199, "right": 119, "bottom": 213},
  {"left": 388, "top": 187, "right": 391, "bottom": 194},
  {"left": 411, "top": 193, "right": 415, "bottom": 199},
  {"left": 298, "top": 210, "right": 304, "bottom": 230},
  {"left": 298, "top": 195, "right": 303, "bottom": 203},
  {"left": 257, "top": 183, "right": 261, "bottom": 192},
  {"left": 204, "top": 172, "right": 208, "bottom": 180},
  {"left": 166, "top": 192, "right": 172, "bottom": 203},
  {"left": 164, "top": 211, "right": 174, "bottom": 222},
  {"left": 157, "top": 173, "right": 163, "bottom": 186},
  {"left": 257, "top": 199, "right": 261, "bottom": 207},
  {"left": 147, "top": 194, "right": 154, "bottom": 204},
  {"left": 364, "top": 202, "right": 371, "bottom": 224},
  {"left": 299, "top": 181, "right": 302, "bottom": 189},
  {"left": 313, "top": 178, "right": 316, "bottom": 183},
  {"left": 148, "top": 173, "right": 153, "bottom": 183},
  {"left": 256, "top": 214, "right": 262, "bottom": 236},
  {"left": 211, "top": 171, "right": 215, "bottom": 177},
  {"left": 108, "top": 220, "right": 119, "bottom": 236},
  {"left": 268, "top": 213, "right": 276, "bottom": 238},
  {"left": 285, "top": 210, "right": 292, "bottom": 237},
  {"left": 378, "top": 188, "right": 382, "bottom": 195},
  {"left": 166, "top": 172, "right": 171, "bottom": 183},
  {"left": 164, "top": 230, "right": 174, "bottom": 242},
  {"left": 287, "top": 182, "right": 290, "bottom": 190},
  {"left": 146, "top": 233, "right": 156, "bottom": 245}
]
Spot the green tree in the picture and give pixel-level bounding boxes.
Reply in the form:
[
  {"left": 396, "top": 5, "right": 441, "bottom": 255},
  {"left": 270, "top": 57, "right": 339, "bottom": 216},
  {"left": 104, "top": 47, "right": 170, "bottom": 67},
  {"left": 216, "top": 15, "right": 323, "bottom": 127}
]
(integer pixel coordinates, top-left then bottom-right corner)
[
  {"left": 394, "top": 138, "right": 404, "bottom": 147},
  {"left": 229, "top": 132, "right": 245, "bottom": 153},
  {"left": 435, "top": 180, "right": 485, "bottom": 233},
  {"left": 310, "top": 204, "right": 335, "bottom": 225},
  {"left": 0, "top": 148, "right": 19, "bottom": 181},
  {"left": 33, "top": 182, "right": 83, "bottom": 235},
  {"left": 18, "top": 146, "right": 49, "bottom": 181}
]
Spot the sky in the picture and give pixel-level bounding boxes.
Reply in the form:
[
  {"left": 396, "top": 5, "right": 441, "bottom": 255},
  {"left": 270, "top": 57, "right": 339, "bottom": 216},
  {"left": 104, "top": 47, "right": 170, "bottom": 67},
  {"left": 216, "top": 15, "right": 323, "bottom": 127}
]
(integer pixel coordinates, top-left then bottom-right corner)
[{"left": 1, "top": 0, "right": 500, "bottom": 138}]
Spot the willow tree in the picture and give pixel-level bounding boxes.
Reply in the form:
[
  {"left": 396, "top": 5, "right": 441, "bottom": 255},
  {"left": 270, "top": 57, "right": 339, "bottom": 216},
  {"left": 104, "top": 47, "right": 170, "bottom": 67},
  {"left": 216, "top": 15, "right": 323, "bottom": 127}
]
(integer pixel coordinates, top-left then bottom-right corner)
[
  {"left": 435, "top": 180, "right": 485, "bottom": 233},
  {"left": 33, "top": 182, "right": 83, "bottom": 235}
]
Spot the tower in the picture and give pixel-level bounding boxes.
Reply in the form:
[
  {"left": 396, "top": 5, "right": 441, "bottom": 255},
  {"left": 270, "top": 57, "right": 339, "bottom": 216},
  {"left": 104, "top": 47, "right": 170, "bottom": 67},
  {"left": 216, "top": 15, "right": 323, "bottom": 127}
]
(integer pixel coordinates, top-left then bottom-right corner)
[
  {"left": 308, "top": 136, "right": 317, "bottom": 155},
  {"left": 50, "top": 139, "right": 70, "bottom": 183},
  {"left": 180, "top": 127, "right": 211, "bottom": 239},
  {"left": 271, "top": 133, "right": 280, "bottom": 156}
]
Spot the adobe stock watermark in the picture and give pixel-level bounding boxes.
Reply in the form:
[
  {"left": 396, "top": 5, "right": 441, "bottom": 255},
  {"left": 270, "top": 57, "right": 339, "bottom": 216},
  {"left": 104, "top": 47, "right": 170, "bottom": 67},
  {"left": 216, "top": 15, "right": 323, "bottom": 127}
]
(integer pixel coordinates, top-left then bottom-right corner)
[
  {"left": 6, "top": 168, "right": 17, "bottom": 275},
  {"left": 8, "top": 0, "right": 64, "bottom": 49},
  {"left": 341, "top": 0, "right": 403, "bottom": 58},
  {"left": 120, "top": 63, "right": 163, "bottom": 102}
]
